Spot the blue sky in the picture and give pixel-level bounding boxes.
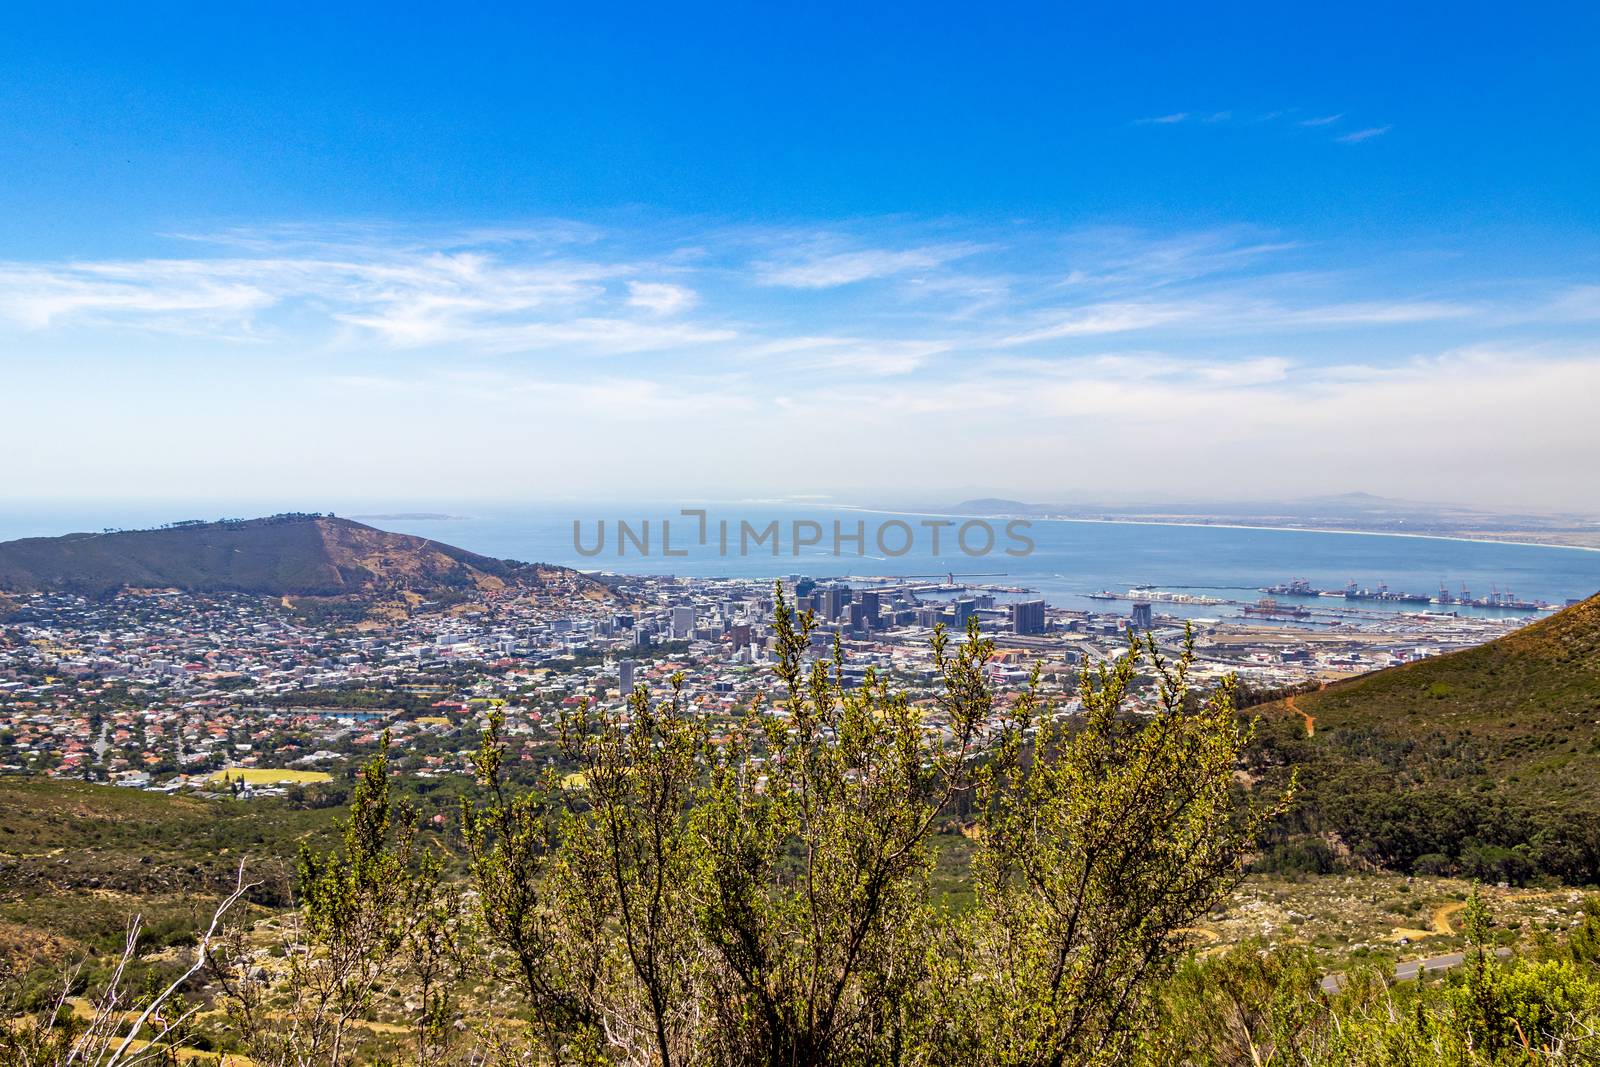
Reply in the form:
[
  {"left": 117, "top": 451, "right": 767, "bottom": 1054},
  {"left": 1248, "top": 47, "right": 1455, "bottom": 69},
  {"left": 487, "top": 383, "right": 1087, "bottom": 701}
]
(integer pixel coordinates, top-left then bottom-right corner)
[{"left": 3, "top": 3, "right": 1599, "bottom": 509}]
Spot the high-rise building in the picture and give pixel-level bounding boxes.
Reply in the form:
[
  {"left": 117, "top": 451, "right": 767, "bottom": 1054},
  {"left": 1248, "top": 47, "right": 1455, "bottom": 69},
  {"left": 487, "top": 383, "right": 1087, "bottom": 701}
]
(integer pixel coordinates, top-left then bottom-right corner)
[
  {"left": 952, "top": 598, "right": 978, "bottom": 626},
  {"left": 618, "top": 659, "right": 637, "bottom": 693},
  {"left": 1011, "top": 599, "right": 1046, "bottom": 635},
  {"left": 672, "top": 605, "right": 696, "bottom": 638},
  {"left": 1131, "top": 601, "right": 1154, "bottom": 630},
  {"left": 858, "top": 590, "right": 881, "bottom": 629},
  {"left": 820, "top": 585, "right": 851, "bottom": 621}
]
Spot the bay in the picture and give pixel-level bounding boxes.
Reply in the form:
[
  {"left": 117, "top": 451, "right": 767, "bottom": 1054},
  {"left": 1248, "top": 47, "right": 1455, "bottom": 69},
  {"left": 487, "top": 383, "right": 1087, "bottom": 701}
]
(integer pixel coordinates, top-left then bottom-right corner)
[{"left": 3, "top": 501, "right": 1596, "bottom": 623}]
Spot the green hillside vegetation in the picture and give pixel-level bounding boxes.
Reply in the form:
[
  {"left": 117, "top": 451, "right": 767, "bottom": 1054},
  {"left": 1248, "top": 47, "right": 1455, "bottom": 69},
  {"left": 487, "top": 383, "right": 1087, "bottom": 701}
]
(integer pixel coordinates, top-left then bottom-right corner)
[
  {"left": 0, "top": 513, "right": 572, "bottom": 602},
  {"left": 0, "top": 777, "right": 340, "bottom": 902},
  {"left": 1254, "top": 592, "right": 1600, "bottom": 884},
  {"left": 1141, "top": 895, "right": 1600, "bottom": 1065}
]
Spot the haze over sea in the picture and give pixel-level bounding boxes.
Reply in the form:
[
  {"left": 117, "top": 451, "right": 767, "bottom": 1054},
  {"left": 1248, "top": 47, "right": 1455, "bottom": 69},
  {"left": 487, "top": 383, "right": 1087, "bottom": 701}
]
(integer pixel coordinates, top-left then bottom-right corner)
[{"left": 5, "top": 502, "right": 1598, "bottom": 623}]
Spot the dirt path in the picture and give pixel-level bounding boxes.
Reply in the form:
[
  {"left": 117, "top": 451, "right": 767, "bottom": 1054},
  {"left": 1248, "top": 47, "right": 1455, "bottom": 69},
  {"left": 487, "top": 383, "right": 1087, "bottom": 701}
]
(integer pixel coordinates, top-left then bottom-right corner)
[
  {"left": 1432, "top": 901, "right": 1467, "bottom": 935},
  {"left": 1400, "top": 891, "right": 1563, "bottom": 943},
  {"left": 1285, "top": 693, "right": 1315, "bottom": 737}
]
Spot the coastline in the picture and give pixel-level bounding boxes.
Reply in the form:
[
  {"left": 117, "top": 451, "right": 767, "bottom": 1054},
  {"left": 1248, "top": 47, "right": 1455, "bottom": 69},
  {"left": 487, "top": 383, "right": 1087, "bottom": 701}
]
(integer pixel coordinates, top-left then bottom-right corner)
[{"left": 833, "top": 505, "right": 1600, "bottom": 555}]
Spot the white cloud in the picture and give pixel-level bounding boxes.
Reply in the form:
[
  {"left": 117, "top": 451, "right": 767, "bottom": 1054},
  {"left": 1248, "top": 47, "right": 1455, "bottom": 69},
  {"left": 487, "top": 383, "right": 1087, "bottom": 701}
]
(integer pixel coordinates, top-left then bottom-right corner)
[
  {"left": 627, "top": 281, "right": 697, "bottom": 315},
  {"left": 0, "top": 238, "right": 732, "bottom": 355},
  {"left": 1002, "top": 296, "right": 1470, "bottom": 345},
  {"left": 1547, "top": 285, "right": 1600, "bottom": 320},
  {"left": 1192, "top": 356, "right": 1291, "bottom": 385},
  {"left": 1135, "top": 109, "right": 1395, "bottom": 146},
  {"left": 754, "top": 241, "right": 984, "bottom": 289},
  {"left": 1337, "top": 125, "right": 1392, "bottom": 144},
  {"left": 1003, "top": 302, "right": 1199, "bottom": 343},
  {"left": 0, "top": 262, "right": 276, "bottom": 330},
  {"left": 745, "top": 336, "right": 950, "bottom": 376}
]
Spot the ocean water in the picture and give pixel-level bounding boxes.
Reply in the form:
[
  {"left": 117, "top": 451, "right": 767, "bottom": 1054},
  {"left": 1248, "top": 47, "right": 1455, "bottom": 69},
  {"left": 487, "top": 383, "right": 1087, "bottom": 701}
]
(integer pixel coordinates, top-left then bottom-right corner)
[{"left": 4, "top": 501, "right": 1598, "bottom": 621}]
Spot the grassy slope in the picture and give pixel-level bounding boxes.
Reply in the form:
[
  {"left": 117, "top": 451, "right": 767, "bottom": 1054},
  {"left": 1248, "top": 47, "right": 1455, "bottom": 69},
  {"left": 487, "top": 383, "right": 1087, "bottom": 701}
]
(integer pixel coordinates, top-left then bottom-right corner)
[
  {"left": 0, "top": 779, "right": 341, "bottom": 895},
  {"left": 1276, "top": 592, "right": 1600, "bottom": 802},
  {"left": 0, "top": 779, "right": 341, "bottom": 966}
]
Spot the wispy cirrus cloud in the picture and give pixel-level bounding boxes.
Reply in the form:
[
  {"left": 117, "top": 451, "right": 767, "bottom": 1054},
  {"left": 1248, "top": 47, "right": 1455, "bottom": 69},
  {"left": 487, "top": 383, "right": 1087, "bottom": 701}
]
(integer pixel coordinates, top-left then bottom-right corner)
[
  {"left": 1134, "top": 107, "right": 1389, "bottom": 145},
  {"left": 1002, "top": 295, "right": 1471, "bottom": 345},
  {"left": 1337, "top": 125, "right": 1392, "bottom": 144},
  {"left": 1138, "top": 109, "right": 1240, "bottom": 125},
  {"left": 1055, "top": 227, "right": 1300, "bottom": 289},
  {"left": 0, "top": 236, "right": 729, "bottom": 355},
  {"left": 1547, "top": 285, "right": 1600, "bottom": 320},
  {"left": 753, "top": 239, "right": 985, "bottom": 289},
  {"left": 0, "top": 260, "right": 277, "bottom": 332}
]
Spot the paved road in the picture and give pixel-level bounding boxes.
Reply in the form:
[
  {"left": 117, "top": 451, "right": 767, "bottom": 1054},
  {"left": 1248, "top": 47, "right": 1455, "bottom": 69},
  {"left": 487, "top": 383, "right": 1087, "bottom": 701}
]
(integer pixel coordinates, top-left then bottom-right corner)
[{"left": 1321, "top": 947, "right": 1510, "bottom": 993}]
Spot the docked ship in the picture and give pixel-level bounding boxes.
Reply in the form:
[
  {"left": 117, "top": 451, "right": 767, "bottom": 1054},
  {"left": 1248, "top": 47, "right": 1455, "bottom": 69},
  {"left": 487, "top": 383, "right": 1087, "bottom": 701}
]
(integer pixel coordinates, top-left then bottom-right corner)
[
  {"left": 1357, "top": 581, "right": 1433, "bottom": 604},
  {"left": 1305, "top": 579, "right": 1431, "bottom": 603},
  {"left": 1438, "top": 584, "right": 1550, "bottom": 611},
  {"left": 1264, "top": 578, "right": 1553, "bottom": 612},
  {"left": 1243, "top": 597, "right": 1311, "bottom": 619},
  {"left": 1264, "top": 578, "right": 1317, "bottom": 597}
]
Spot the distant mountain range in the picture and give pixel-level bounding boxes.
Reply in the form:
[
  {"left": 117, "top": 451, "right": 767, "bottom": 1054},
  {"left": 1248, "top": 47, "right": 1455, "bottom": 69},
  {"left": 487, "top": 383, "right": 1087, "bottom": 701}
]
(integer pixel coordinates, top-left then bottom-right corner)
[
  {"left": 0, "top": 514, "right": 592, "bottom": 608},
  {"left": 943, "top": 493, "right": 1600, "bottom": 548}
]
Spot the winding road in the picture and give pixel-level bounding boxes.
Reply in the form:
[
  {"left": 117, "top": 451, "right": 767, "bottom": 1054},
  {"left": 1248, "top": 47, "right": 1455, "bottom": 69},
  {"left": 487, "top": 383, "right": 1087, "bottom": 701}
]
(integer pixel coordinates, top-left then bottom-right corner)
[{"left": 1320, "top": 947, "right": 1511, "bottom": 994}]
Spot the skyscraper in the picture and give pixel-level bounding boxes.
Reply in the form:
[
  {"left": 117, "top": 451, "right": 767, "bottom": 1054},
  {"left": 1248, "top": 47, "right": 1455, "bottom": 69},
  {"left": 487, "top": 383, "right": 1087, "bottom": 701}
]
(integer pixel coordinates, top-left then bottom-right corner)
[
  {"left": 1131, "top": 601, "right": 1154, "bottom": 630},
  {"left": 858, "top": 590, "right": 881, "bottom": 629},
  {"left": 672, "top": 605, "right": 696, "bottom": 638},
  {"left": 1011, "top": 599, "right": 1046, "bottom": 635},
  {"left": 618, "top": 659, "right": 636, "bottom": 694}
]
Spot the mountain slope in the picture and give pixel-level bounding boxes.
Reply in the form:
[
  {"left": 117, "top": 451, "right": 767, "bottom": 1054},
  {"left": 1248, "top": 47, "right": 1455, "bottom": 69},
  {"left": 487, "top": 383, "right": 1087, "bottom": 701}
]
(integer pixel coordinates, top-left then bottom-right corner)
[
  {"left": 1253, "top": 592, "right": 1600, "bottom": 881},
  {"left": 0, "top": 513, "right": 579, "bottom": 601},
  {"left": 1280, "top": 592, "right": 1600, "bottom": 788}
]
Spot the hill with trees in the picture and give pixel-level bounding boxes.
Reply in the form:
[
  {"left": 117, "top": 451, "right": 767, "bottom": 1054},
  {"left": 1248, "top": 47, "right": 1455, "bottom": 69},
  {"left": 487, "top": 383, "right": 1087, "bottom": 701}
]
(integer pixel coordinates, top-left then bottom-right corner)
[
  {"left": 1253, "top": 591, "right": 1600, "bottom": 883},
  {"left": 0, "top": 514, "right": 597, "bottom": 609}
]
